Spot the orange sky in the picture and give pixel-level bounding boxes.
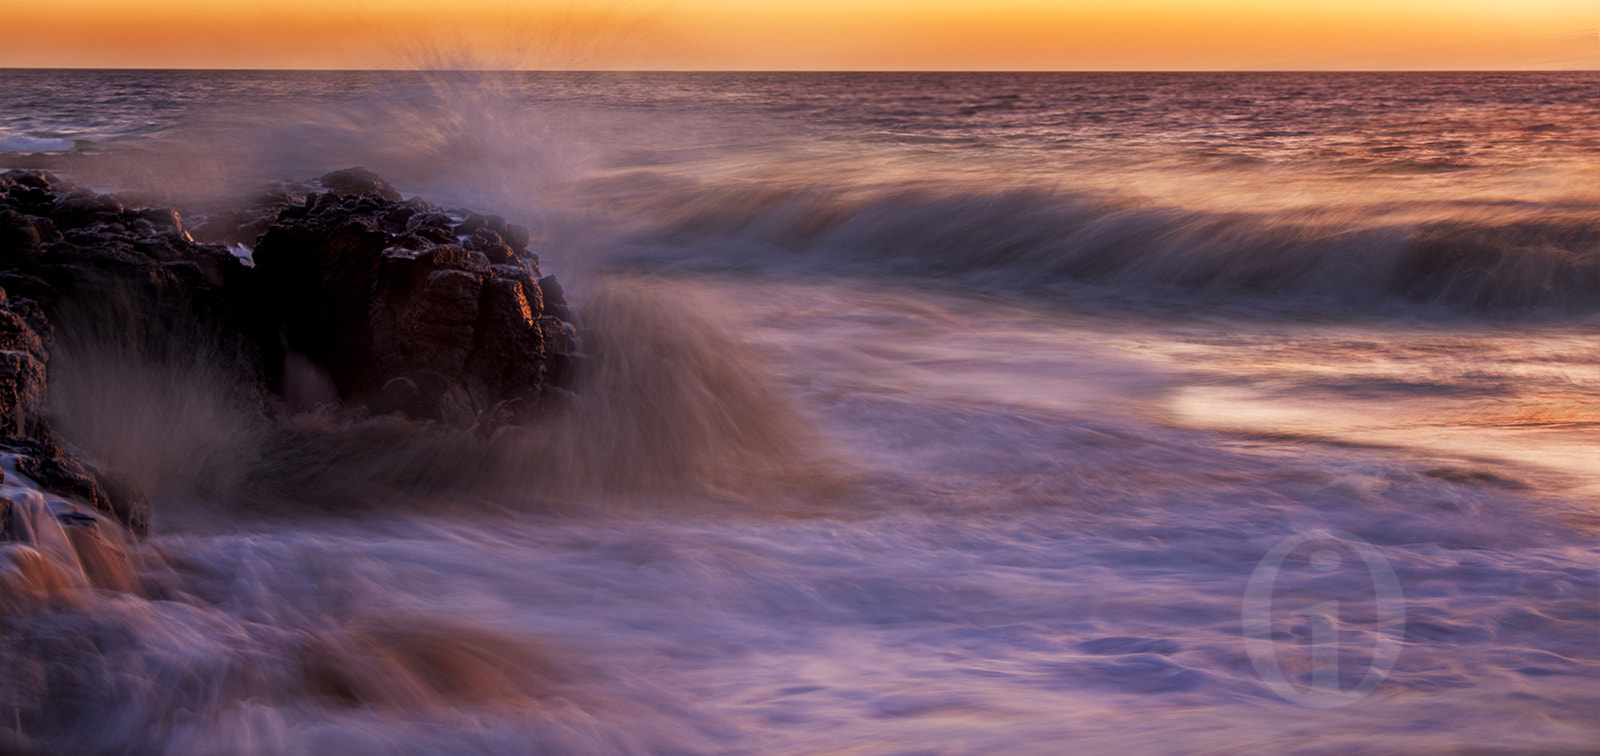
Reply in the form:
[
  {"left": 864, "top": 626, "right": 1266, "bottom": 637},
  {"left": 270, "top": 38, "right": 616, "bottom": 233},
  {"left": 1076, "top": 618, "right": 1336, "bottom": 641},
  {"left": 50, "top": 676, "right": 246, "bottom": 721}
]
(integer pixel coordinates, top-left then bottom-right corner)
[{"left": 2, "top": 0, "right": 1596, "bottom": 70}]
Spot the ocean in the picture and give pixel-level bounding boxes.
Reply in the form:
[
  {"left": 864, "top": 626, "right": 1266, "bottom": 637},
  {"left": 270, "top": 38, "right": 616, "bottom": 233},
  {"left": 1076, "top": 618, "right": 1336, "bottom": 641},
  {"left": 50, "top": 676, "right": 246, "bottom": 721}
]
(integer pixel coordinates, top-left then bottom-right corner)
[{"left": 1, "top": 69, "right": 1597, "bottom": 754}]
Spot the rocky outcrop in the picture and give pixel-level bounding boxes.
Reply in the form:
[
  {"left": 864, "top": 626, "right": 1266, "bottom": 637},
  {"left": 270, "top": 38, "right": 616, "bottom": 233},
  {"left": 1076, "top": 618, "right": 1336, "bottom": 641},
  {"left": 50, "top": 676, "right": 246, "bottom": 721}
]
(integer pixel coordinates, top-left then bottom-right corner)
[
  {"left": 0, "top": 171, "right": 153, "bottom": 537},
  {"left": 0, "top": 296, "right": 48, "bottom": 439},
  {"left": 1, "top": 166, "right": 579, "bottom": 425},
  {"left": 0, "top": 169, "right": 253, "bottom": 339},
  {"left": 251, "top": 178, "right": 578, "bottom": 424},
  {"left": 316, "top": 167, "right": 402, "bottom": 202},
  {"left": 187, "top": 188, "right": 305, "bottom": 249},
  {"left": 0, "top": 166, "right": 579, "bottom": 537},
  {"left": 0, "top": 436, "right": 149, "bottom": 538}
]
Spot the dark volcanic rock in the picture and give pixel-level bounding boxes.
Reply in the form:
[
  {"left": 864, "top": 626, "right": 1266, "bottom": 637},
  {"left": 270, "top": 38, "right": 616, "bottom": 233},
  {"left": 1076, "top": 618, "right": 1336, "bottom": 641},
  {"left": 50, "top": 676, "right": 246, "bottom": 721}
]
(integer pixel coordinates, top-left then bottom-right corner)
[
  {"left": 0, "top": 295, "right": 50, "bottom": 438},
  {"left": 0, "top": 301, "right": 47, "bottom": 361},
  {"left": 0, "top": 170, "right": 260, "bottom": 536},
  {"left": 2, "top": 169, "right": 247, "bottom": 313},
  {"left": 50, "top": 190, "right": 123, "bottom": 229},
  {"left": 248, "top": 169, "right": 575, "bottom": 424},
  {"left": 0, "top": 349, "right": 45, "bottom": 435},
  {"left": 253, "top": 207, "right": 392, "bottom": 394},
  {"left": 187, "top": 188, "right": 306, "bottom": 248},
  {"left": 3, "top": 167, "right": 574, "bottom": 429},
  {"left": 0, "top": 351, "right": 46, "bottom": 438},
  {"left": 0, "top": 170, "right": 254, "bottom": 329},
  {"left": 537, "top": 274, "right": 574, "bottom": 323},
  {"left": 318, "top": 167, "right": 403, "bottom": 202},
  {"left": 0, "top": 208, "right": 42, "bottom": 255},
  {"left": 0, "top": 166, "right": 575, "bottom": 540}
]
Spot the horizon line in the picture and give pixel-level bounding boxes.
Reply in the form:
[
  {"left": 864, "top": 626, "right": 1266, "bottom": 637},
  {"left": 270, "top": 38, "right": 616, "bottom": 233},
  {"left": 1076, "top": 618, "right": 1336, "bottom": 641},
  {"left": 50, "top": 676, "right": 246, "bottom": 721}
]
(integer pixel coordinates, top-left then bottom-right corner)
[{"left": 3, "top": 66, "right": 1597, "bottom": 73}]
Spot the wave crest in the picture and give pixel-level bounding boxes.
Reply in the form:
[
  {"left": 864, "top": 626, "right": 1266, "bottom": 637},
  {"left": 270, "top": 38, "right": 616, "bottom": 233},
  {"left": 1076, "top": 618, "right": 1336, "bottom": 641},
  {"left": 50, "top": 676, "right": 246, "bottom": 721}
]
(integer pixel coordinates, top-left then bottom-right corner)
[{"left": 615, "top": 182, "right": 1600, "bottom": 313}]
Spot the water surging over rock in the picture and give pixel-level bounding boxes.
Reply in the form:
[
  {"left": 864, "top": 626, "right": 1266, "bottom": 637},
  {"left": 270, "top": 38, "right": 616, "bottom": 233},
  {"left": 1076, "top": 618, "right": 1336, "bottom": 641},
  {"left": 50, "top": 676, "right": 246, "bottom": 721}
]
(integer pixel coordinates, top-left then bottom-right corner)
[
  {"left": 4, "top": 164, "right": 811, "bottom": 518},
  {"left": 0, "top": 165, "right": 581, "bottom": 433},
  {"left": 0, "top": 163, "right": 600, "bottom": 529}
]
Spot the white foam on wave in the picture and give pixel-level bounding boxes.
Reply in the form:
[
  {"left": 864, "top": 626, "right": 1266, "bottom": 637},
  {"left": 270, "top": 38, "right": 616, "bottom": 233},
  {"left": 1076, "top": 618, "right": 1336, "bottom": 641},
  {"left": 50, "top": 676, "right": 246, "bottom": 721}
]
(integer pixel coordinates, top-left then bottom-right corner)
[
  {"left": 42, "top": 428, "right": 1587, "bottom": 755},
  {"left": 0, "top": 135, "right": 74, "bottom": 153},
  {"left": 595, "top": 177, "right": 1600, "bottom": 314},
  {"left": 5, "top": 68, "right": 1597, "bottom": 754},
  {"left": 228, "top": 242, "right": 255, "bottom": 266}
]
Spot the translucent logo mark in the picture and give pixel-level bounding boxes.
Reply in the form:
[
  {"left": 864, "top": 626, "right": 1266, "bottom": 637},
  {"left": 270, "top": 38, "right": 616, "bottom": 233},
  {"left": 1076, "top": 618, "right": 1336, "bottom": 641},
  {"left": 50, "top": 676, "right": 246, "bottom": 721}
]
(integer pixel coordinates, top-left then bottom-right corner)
[{"left": 1243, "top": 529, "right": 1406, "bottom": 708}]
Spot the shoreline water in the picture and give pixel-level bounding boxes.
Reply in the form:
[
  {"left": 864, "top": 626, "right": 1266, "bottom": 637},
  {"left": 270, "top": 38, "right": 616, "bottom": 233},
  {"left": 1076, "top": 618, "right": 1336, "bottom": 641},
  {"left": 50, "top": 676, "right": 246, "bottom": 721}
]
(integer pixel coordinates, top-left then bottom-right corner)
[{"left": 1, "top": 70, "right": 1597, "bottom": 754}]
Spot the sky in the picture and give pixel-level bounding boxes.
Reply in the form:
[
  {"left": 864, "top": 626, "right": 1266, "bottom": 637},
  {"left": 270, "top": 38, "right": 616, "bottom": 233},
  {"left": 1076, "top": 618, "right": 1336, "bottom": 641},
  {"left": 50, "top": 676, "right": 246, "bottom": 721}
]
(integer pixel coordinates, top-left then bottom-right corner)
[{"left": 2, "top": 0, "right": 1596, "bottom": 70}]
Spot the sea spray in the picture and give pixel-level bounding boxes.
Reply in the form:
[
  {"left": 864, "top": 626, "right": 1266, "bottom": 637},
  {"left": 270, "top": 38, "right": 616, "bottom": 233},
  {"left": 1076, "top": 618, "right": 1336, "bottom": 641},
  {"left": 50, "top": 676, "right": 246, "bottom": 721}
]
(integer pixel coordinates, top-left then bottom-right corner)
[
  {"left": 3, "top": 69, "right": 1598, "bottom": 755},
  {"left": 45, "top": 276, "right": 817, "bottom": 522},
  {"left": 506, "top": 277, "right": 818, "bottom": 497},
  {"left": 46, "top": 301, "right": 266, "bottom": 511}
]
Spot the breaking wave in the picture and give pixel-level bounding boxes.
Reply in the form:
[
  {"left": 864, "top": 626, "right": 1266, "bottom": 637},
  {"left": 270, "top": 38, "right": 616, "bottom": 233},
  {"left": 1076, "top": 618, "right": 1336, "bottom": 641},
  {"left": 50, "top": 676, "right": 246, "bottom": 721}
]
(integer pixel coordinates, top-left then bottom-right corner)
[
  {"left": 44, "top": 278, "right": 815, "bottom": 526},
  {"left": 613, "top": 182, "right": 1600, "bottom": 314}
]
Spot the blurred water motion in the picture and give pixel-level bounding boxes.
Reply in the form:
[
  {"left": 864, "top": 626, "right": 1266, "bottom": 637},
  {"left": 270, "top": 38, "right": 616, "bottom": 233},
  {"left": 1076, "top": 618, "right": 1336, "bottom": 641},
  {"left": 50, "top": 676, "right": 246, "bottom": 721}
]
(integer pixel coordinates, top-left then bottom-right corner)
[{"left": 0, "top": 70, "right": 1596, "bottom": 754}]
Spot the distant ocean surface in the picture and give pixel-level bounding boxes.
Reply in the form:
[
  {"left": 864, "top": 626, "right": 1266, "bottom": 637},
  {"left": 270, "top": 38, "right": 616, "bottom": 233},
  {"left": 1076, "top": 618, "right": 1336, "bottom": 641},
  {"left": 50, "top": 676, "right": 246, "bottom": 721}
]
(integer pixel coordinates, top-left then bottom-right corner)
[{"left": 2, "top": 69, "right": 1598, "bottom": 754}]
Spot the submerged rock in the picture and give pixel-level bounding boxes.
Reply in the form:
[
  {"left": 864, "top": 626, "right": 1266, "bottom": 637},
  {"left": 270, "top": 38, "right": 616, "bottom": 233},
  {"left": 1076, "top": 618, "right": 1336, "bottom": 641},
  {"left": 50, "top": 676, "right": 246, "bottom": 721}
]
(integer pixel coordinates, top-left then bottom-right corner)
[
  {"left": 186, "top": 186, "right": 307, "bottom": 248},
  {"left": 0, "top": 464, "right": 141, "bottom": 614},
  {"left": 318, "top": 166, "right": 403, "bottom": 202}
]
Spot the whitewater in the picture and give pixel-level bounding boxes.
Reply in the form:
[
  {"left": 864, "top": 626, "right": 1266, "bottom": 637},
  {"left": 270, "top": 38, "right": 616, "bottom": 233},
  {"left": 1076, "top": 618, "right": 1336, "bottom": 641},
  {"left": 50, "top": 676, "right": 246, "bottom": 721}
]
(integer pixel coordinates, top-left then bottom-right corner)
[{"left": 0, "top": 70, "right": 1597, "bottom": 755}]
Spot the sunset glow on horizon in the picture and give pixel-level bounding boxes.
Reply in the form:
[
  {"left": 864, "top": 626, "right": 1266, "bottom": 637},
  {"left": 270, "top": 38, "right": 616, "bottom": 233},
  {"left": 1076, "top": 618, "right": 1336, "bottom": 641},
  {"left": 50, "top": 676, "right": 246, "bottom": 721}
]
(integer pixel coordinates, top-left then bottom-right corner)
[{"left": 3, "top": 0, "right": 1597, "bottom": 71}]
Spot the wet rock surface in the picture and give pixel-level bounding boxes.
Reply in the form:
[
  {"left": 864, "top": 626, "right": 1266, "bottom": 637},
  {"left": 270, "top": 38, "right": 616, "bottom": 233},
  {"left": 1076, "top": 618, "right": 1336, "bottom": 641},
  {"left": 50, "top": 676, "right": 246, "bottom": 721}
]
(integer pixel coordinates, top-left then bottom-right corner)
[
  {"left": 0, "top": 169, "right": 251, "bottom": 340},
  {"left": 251, "top": 173, "right": 578, "bottom": 423},
  {"left": 0, "top": 167, "right": 581, "bottom": 536},
  {"left": 0, "top": 233, "right": 146, "bottom": 536}
]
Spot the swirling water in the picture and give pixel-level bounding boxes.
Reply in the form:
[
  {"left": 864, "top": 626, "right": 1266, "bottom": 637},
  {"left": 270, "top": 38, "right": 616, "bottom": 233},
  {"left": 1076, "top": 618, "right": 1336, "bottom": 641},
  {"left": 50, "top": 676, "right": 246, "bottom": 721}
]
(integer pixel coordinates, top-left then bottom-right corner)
[{"left": 1, "top": 70, "right": 1598, "bottom": 755}]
